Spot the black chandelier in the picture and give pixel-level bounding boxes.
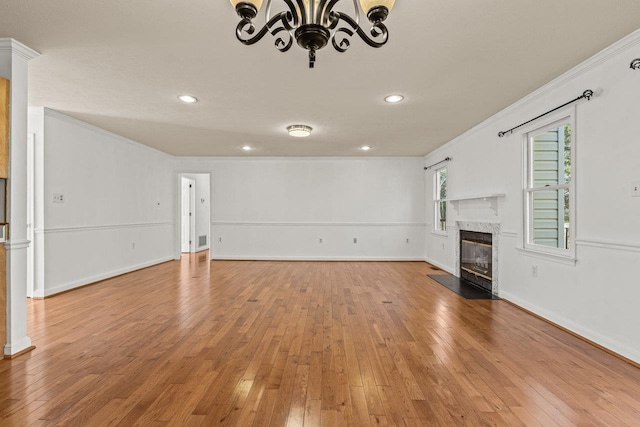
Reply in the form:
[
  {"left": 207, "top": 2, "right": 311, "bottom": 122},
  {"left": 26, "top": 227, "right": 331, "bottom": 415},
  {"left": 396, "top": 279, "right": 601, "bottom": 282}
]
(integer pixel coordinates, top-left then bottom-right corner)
[{"left": 230, "top": 0, "right": 395, "bottom": 68}]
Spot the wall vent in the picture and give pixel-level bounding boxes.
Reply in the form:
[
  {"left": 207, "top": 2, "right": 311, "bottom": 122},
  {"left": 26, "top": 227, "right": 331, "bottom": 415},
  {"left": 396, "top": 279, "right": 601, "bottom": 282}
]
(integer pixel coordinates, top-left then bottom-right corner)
[{"left": 198, "top": 235, "right": 207, "bottom": 247}]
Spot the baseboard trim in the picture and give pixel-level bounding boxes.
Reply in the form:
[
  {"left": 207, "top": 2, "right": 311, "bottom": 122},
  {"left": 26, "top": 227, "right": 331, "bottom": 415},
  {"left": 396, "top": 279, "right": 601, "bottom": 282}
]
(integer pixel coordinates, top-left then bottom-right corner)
[
  {"left": 211, "top": 256, "right": 425, "bottom": 262},
  {"left": 423, "top": 257, "right": 455, "bottom": 275},
  {"left": 501, "top": 294, "right": 640, "bottom": 368},
  {"left": 34, "top": 257, "right": 176, "bottom": 299},
  {"left": 4, "top": 345, "right": 36, "bottom": 360}
]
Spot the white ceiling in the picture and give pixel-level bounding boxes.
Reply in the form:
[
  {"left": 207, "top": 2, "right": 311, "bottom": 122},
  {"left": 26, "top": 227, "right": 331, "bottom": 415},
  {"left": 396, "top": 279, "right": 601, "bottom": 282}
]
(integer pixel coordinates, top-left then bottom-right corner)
[{"left": 1, "top": 1, "right": 639, "bottom": 157}]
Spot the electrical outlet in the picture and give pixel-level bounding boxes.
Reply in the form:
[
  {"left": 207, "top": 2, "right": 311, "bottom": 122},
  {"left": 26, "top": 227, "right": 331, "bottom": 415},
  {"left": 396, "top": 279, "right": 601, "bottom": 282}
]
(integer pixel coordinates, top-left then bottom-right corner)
[
  {"left": 132, "top": 242, "right": 136, "bottom": 249},
  {"left": 218, "top": 237, "right": 222, "bottom": 243},
  {"left": 53, "top": 193, "right": 64, "bottom": 203},
  {"left": 632, "top": 180, "right": 640, "bottom": 197},
  {"left": 353, "top": 238, "right": 358, "bottom": 244},
  {"left": 406, "top": 238, "right": 410, "bottom": 244},
  {"left": 531, "top": 265, "right": 538, "bottom": 277},
  {"left": 319, "top": 238, "right": 323, "bottom": 244}
]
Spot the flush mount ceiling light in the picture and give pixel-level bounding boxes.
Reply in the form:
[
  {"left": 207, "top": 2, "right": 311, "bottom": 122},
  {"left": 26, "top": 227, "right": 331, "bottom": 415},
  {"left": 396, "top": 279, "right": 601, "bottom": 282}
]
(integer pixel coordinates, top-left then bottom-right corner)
[
  {"left": 384, "top": 94, "right": 404, "bottom": 103},
  {"left": 360, "top": 145, "right": 372, "bottom": 151},
  {"left": 230, "top": 0, "right": 395, "bottom": 68},
  {"left": 287, "top": 124, "right": 313, "bottom": 137},
  {"left": 242, "top": 145, "right": 253, "bottom": 151},
  {"left": 177, "top": 95, "right": 198, "bottom": 103}
]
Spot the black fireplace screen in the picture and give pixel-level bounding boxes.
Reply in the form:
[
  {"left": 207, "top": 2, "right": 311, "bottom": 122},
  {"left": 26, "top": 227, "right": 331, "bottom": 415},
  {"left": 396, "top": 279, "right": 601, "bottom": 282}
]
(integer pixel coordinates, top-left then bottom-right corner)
[{"left": 460, "top": 231, "right": 492, "bottom": 291}]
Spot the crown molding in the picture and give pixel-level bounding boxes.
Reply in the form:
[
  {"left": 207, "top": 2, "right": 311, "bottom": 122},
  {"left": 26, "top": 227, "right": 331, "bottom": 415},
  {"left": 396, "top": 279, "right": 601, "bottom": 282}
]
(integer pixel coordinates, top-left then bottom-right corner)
[
  {"left": 176, "top": 156, "right": 424, "bottom": 162},
  {"left": 0, "top": 38, "right": 40, "bottom": 61},
  {"left": 425, "top": 28, "right": 640, "bottom": 160}
]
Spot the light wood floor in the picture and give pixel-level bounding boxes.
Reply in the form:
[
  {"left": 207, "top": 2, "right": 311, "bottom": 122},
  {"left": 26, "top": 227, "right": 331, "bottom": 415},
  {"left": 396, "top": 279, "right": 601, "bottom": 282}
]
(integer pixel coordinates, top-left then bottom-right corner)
[{"left": 1, "top": 254, "right": 640, "bottom": 426}]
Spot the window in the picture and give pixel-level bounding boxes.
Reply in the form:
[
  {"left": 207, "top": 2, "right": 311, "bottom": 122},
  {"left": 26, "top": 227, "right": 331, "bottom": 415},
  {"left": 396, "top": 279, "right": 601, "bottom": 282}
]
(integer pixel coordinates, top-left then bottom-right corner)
[
  {"left": 524, "top": 115, "right": 575, "bottom": 256},
  {"left": 434, "top": 167, "right": 447, "bottom": 233}
]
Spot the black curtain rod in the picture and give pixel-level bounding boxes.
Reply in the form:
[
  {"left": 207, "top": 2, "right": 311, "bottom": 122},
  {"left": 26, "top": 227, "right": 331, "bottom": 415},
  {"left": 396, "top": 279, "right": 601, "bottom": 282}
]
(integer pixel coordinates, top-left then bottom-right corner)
[
  {"left": 424, "top": 157, "right": 451, "bottom": 170},
  {"left": 498, "top": 89, "right": 594, "bottom": 138}
]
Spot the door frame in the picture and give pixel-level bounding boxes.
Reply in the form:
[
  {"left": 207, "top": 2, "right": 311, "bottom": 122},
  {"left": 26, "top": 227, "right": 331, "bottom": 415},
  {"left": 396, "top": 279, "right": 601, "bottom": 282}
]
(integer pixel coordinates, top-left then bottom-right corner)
[
  {"left": 174, "top": 172, "right": 212, "bottom": 260},
  {"left": 180, "top": 177, "right": 195, "bottom": 253}
]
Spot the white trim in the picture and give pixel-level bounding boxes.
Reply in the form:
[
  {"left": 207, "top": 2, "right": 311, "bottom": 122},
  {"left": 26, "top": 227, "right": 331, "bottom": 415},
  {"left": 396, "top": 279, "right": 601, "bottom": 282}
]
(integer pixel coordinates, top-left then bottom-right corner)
[
  {"left": 5, "top": 239, "right": 30, "bottom": 250},
  {"left": 211, "top": 221, "right": 426, "bottom": 227},
  {"left": 34, "top": 222, "right": 174, "bottom": 234},
  {"left": 32, "top": 256, "right": 175, "bottom": 298},
  {"left": 4, "top": 336, "right": 33, "bottom": 357},
  {"left": 433, "top": 165, "right": 448, "bottom": 234},
  {"left": 424, "top": 28, "right": 640, "bottom": 160},
  {"left": 431, "top": 230, "right": 448, "bottom": 237},
  {"left": 43, "top": 108, "right": 173, "bottom": 159},
  {"left": 443, "top": 193, "right": 506, "bottom": 202},
  {"left": 0, "top": 38, "right": 40, "bottom": 61},
  {"left": 501, "top": 291, "right": 640, "bottom": 364},
  {"left": 212, "top": 256, "right": 425, "bottom": 261},
  {"left": 576, "top": 238, "right": 640, "bottom": 253},
  {"left": 177, "top": 156, "right": 424, "bottom": 162},
  {"left": 424, "top": 257, "right": 455, "bottom": 275},
  {"left": 515, "top": 247, "right": 577, "bottom": 265},
  {"left": 522, "top": 108, "right": 576, "bottom": 259},
  {"left": 502, "top": 231, "right": 519, "bottom": 238}
]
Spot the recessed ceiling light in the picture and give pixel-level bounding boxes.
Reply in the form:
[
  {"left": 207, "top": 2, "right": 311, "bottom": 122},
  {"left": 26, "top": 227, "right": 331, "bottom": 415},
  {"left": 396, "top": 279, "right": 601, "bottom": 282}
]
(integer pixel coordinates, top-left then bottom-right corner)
[
  {"left": 178, "top": 95, "right": 198, "bottom": 103},
  {"left": 287, "top": 124, "right": 312, "bottom": 138},
  {"left": 384, "top": 94, "right": 404, "bottom": 103},
  {"left": 242, "top": 145, "right": 253, "bottom": 151},
  {"left": 360, "top": 145, "right": 372, "bottom": 151}
]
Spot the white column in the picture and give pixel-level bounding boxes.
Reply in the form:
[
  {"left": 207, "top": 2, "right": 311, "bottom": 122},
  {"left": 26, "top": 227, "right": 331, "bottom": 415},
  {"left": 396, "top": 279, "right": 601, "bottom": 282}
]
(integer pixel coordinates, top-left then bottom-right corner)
[{"left": 0, "top": 39, "right": 40, "bottom": 356}]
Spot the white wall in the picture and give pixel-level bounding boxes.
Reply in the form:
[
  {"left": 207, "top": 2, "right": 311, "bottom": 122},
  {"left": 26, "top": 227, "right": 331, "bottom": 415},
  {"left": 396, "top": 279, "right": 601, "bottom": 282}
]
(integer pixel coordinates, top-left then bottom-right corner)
[
  {"left": 182, "top": 173, "right": 210, "bottom": 252},
  {"left": 29, "top": 108, "right": 175, "bottom": 297},
  {"left": 176, "top": 157, "right": 426, "bottom": 260},
  {"left": 424, "top": 30, "right": 640, "bottom": 363}
]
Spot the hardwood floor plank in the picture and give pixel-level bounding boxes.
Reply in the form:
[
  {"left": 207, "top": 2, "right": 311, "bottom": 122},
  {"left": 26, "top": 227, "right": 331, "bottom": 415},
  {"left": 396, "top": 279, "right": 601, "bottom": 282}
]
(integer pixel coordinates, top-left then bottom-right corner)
[{"left": 0, "top": 257, "right": 636, "bottom": 425}]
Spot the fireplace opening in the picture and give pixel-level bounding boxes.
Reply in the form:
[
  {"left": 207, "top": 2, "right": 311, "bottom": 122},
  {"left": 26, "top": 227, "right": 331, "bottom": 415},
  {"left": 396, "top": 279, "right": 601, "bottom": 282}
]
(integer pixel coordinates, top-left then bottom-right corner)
[{"left": 460, "top": 230, "right": 492, "bottom": 292}]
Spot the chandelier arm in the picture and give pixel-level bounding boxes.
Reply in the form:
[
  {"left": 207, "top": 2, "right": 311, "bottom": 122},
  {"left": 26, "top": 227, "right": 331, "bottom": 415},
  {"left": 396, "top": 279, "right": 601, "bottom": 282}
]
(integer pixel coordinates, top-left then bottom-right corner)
[
  {"left": 281, "top": 0, "right": 300, "bottom": 28},
  {"left": 265, "top": 0, "right": 273, "bottom": 22},
  {"left": 322, "top": 0, "right": 341, "bottom": 26},
  {"left": 236, "top": 12, "right": 289, "bottom": 45},
  {"left": 331, "top": 27, "right": 354, "bottom": 52},
  {"left": 351, "top": 0, "right": 360, "bottom": 25},
  {"left": 316, "top": 0, "right": 329, "bottom": 24},
  {"left": 272, "top": 26, "right": 294, "bottom": 52},
  {"left": 294, "top": 0, "right": 307, "bottom": 24},
  {"left": 332, "top": 12, "right": 388, "bottom": 48}
]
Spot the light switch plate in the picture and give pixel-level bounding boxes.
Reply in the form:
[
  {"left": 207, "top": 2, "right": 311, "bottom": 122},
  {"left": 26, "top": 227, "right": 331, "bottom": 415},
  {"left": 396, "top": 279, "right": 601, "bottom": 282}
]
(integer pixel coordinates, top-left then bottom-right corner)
[
  {"left": 53, "top": 193, "right": 64, "bottom": 203},
  {"left": 632, "top": 180, "right": 640, "bottom": 197}
]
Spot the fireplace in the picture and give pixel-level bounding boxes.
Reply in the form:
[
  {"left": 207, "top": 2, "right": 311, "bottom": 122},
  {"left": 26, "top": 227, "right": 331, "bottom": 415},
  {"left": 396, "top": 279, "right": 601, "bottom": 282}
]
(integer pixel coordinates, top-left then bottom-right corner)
[{"left": 460, "top": 230, "right": 493, "bottom": 292}]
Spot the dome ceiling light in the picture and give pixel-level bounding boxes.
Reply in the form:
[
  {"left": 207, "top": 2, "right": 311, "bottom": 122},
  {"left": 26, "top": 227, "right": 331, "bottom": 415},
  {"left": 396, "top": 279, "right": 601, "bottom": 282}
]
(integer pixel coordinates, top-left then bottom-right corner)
[
  {"left": 177, "top": 95, "right": 198, "bottom": 103},
  {"left": 229, "top": 0, "right": 395, "bottom": 68},
  {"left": 287, "top": 124, "right": 313, "bottom": 137},
  {"left": 384, "top": 94, "right": 404, "bottom": 103}
]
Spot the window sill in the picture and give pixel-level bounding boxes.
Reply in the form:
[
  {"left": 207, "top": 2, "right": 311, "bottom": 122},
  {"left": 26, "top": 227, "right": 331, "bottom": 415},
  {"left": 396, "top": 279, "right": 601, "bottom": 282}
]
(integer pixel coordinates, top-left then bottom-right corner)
[{"left": 516, "top": 247, "right": 577, "bottom": 265}]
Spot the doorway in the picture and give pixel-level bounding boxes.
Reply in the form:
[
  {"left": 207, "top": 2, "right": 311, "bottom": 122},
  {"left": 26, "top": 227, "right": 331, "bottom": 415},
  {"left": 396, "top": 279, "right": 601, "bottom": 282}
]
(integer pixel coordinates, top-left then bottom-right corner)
[
  {"left": 178, "top": 173, "right": 211, "bottom": 256},
  {"left": 181, "top": 177, "right": 195, "bottom": 253}
]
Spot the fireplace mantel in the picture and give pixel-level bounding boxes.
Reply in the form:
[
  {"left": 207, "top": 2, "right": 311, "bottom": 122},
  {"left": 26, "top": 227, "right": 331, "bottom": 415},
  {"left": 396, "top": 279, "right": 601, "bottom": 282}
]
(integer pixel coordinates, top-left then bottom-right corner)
[{"left": 445, "top": 194, "right": 505, "bottom": 215}]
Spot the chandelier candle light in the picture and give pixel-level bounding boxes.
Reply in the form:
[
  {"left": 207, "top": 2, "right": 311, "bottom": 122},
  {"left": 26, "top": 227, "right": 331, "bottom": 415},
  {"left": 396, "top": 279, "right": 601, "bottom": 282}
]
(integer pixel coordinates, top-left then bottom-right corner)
[{"left": 229, "top": 0, "right": 395, "bottom": 68}]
